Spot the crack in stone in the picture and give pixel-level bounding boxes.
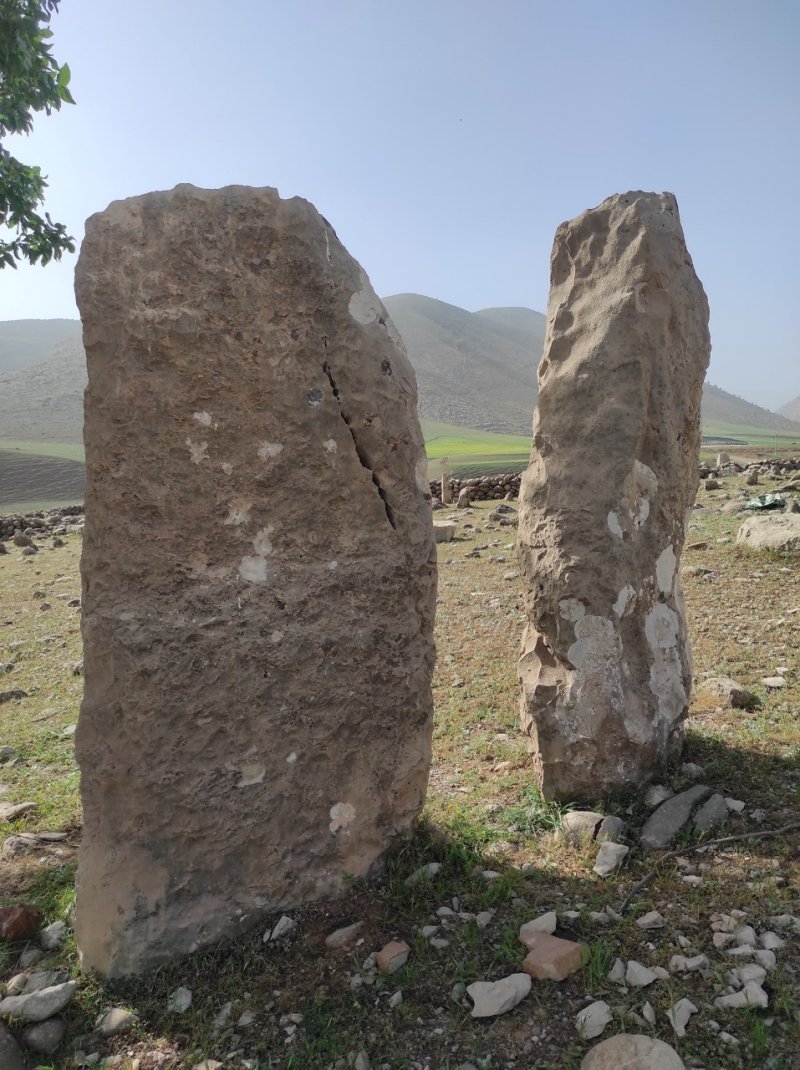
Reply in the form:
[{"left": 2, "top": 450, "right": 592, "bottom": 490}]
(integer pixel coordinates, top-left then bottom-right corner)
[{"left": 321, "top": 357, "right": 396, "bottom": 530}]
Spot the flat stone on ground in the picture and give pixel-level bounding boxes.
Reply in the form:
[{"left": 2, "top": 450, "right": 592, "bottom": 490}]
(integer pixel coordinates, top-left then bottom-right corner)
[
  {"left": 693, "top": 793, "right": 729, "bottom": 832},
  {"left": 467, "top": 973, "right": 531, "bottom": 1017},
  {"left": 640, "top": 784, "right": 712, "bottom": 849},
  {"left": 521, "top": 932, "right": 584, "bottom": 981}
]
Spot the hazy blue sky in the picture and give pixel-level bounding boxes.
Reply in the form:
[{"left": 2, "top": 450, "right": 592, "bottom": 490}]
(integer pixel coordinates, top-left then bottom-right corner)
[{"left": 1, "top": 0, "right": 798, "bottom": 408}]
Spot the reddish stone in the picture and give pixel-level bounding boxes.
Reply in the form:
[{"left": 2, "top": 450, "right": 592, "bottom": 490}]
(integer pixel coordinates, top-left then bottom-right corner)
[
  {"left": 0, "top": 904, "right": 43, "bottom": 942},
  {"left": 375, "top": 939, "right": 411, "bottom": 974},
  {"left": 521, "top": 932, "right": 584, "bottom": 981}
]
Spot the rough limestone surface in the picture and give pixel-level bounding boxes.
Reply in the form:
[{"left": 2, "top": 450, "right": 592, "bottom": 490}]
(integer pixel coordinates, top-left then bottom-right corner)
[
  {"left": 580, "top": 1033, "right": 685, "bottom": 1070},
  {"left": 74, "top": 184, "right": 437, "bottom": 977},
  {"left": 517, "top": 192, "right": 710, "bottom": 799},
  {"left": 736, "top": 514, "right": 800, "bottom": 553}
]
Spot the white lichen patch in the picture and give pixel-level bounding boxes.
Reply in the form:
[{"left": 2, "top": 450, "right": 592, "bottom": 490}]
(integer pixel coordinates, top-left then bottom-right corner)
[
  {"left": 252, "top": 526, "right": 273, "bottom": 556},
  {"left": 611, "top": 460, "right": 659, "bottom": 537},
  {"left": 349, "top": 287, "right": 383, "bottom": 325},
  {"left": 656, "top": 544, "right": 677, "bottom": 595},
  {"left": 186, "top": 438, "right": 209, "bottom": 464},
  {"left": 258, "top": 441, "right": 284, "bottom": 460},
  {"left": 323, "top": 438, "right": 338, "bottom": 453},
  {"left": 613, "top": 584, "right": 636, "bottom": 617},
  {"left": 645, "top": 602, "right": 686, "bottom": 734},
  {"left": 238, "top": 526, "right": 274, "bottom": 584},
  {"left": 193, "top": 410, "right": 212, "bottom": 426},
  {"left": 237, "top": 763, "right": 266, "bottom": 788},
  {"left": 224, "top": 505, "right": 251, "bottom": 527},
  {"left": 558, "top": 598, "right": 586, "bottom": 623},
  {"left": 329, "top": 802, "right": 356, "bottom": 833},
  {"left": 239, "top": 556, "right": 267, "bottom": 583},
  {"left": 607, "top": 510, "right": 623, "bottom": 539}
]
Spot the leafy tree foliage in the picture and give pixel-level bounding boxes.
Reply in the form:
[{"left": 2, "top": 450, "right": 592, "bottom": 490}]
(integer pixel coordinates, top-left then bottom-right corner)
[{"left": 0, "top": 0, "right": 75, "bottom": 268}]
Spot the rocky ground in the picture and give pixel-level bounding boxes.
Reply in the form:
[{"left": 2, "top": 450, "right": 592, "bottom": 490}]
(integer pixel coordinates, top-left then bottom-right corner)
[{"left": 0, "top": 463, "right": 798, "bottom": 1069}]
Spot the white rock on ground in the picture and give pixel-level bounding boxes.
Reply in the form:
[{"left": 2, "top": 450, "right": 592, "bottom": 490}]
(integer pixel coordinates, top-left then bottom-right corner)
[
  {"left": 576, "top": 1000, "right": 612, "bottom": 1040},
  {"left": 760, "top": 931, "right": 785, "bottom": 950},
  {"left": 405, "top": 862, "right": 442, "bottom": 886},
  {"left": 467, "top": 973, "right": 532, "bottom": 1017},
  {"left": 626, "top": 961, "right": 659, "bottom": 987},
  {"left": 593, "top": 842, "right": 629, "bottom": 876},
  {"left": 666, "top": 997, "right": 698, "bottom": 1038},
  {"left": 754, "top": 948, "right": 777, "bottom": 970},
  {"left": 669, "top": 954, "right": 709, "bottom": 973},
  {"left": 167, "top": 987, "right": 192, "bottom": 1013},
  {"left": 39, "top": 920, "right": 67, "bottom": 950},
  {"left": 96, "top": 1007, "right": 135, "bottom": 1037},
  {"left": 727, "top": 963, "right": 767, "bottom": 987},
  {"left": 0, "top": 981, "right": 77, "bottom": 1023},
  {"left": 714, "top": 981, "right": 769, "bottom": 1009},
  {"left": 579, "top": 1033, "right": 685, "bottom": 1069},
  {"left": 607, "top": 958, "right": 626, "bottom": 984},
  {"left": 636, "top": 910, "right": 666, "bottom": 930},
  {"left": 324, "top": 922, "right": 364, "bottom": 950},
  {"left": 267, "top": 915, "right": 297, "bottom": 941},
  {"left": 519, "top": 912, "right": 557, "bottom": 943}
]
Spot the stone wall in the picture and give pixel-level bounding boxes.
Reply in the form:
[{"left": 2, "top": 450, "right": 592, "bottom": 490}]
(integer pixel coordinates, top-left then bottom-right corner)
[{"left": 430, "top": 472, "right": 522, "bottom": 501}]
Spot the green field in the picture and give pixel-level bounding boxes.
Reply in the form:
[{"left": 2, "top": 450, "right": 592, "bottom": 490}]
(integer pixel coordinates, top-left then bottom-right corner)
[
  {"left": 0, "top": 441, "right": 86, "bottom": 513},
  {"left": 701, "top": 422, "right": 800, "bottom": 448},
  {"left": 421, "top": 419, "right": 532, "bottom": 478}
]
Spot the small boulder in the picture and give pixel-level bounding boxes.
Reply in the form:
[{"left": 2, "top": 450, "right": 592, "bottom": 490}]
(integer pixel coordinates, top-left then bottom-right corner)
[
  {"left": 0, "top": 980, "right": 77, "bottom": 1022},
  {"left": 375, "top": 940, "right": 410, "bottom": 974},
  {"left": 519, "top": 912, "right": 557, "bottom": 945},
  {"left": 593, "top": 842, "right": 628, "bottom": 877},
  {"left": 21, "top": 1017, "right": 65, "bottom": 1055},
  {"left": 693, "top": 793, "right": 729, "bottom": 832},
  {"left": 640, "top": 784, "right": 712, "bottom": 849},
  {"left": 0, "top": 904, "right": 42, "bottom": 941},
  {"left": 96, "top": 1007, "right": 135, "bottom": 1037},
  {"left": 433, "top": 521, "right": 456, "bottom": 543},
  {"left": 576, "top": 1000, "right": 612, "bottom": 1040},
  {"left": 563, "top": 810, "right": 604, "bottom": 844},
  {"left": 521, "top": 932, "right": 583, "bottom": 981},
  {"left": 324, "top": 922, "right": 364, "bottom": 950},
  {"left": 467, "top": 973, "right": 531, "bottom": 1017},
  {"left": 0, "top": 1022, "right": 27, "bottom": 1070},
  {"left": 580, "top": 1034, "right": 684, "bottom": 1070},
  {"left": 696, "top": 676, "right": 756, "bottom": 709},
  {"left": 736, "top": 513, "right": 800, "bottom": 553}
]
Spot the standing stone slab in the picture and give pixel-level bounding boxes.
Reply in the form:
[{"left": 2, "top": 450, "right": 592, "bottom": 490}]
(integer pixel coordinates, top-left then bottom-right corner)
[
  {"left": 518, "top": 192, "right": 710, "bottom": 800},
  {"left": 74, "top": 184, "right": 436, "bottom": 976}
]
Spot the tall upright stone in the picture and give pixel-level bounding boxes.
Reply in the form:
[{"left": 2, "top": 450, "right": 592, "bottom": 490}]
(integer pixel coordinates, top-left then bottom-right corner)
[
  {"left": 517, "top": 192, "right": 710, "bottom": 801},
  {"left": 74, "top": 184, "right": 437, "bottom": 976}
]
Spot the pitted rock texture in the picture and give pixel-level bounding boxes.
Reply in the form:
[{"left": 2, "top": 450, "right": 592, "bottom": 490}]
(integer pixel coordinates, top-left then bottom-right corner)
[
  {"left": 517, "top": 191, "right": 710, "bottom": 800},
  {"left": 74, "top": 184, "right": 436, "bottom": 977}
]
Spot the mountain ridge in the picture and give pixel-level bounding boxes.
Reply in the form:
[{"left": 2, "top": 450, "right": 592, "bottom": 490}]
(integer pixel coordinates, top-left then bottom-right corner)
[{"left": 0, "top": 307, "right": 798, "bottom": 444}]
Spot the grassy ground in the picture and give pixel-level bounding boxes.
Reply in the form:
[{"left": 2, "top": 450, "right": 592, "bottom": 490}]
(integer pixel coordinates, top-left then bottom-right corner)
[{"left": 0, "top": 474, "right": 798, "bottom": 1069}]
